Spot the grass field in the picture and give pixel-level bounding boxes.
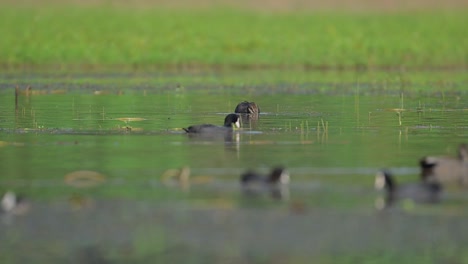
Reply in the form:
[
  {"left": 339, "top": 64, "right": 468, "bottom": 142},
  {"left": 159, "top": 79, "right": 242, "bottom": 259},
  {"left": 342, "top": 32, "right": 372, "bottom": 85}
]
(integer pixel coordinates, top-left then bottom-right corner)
[{"left": 0, "top": 4, "right": 466, "bottom": 70}]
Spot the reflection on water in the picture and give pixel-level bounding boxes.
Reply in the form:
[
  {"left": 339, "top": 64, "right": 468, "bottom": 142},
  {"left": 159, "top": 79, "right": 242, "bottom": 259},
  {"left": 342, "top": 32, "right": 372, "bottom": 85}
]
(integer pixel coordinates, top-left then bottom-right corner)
[
  {"left": 1, "top": 72, "right": 468, "bottom": 262},
  {"left": 238, "top": 113, "right": 259, "bottom": 130},
  {"left": 2, "top": 192, "right": 468, "bottom": 262}
]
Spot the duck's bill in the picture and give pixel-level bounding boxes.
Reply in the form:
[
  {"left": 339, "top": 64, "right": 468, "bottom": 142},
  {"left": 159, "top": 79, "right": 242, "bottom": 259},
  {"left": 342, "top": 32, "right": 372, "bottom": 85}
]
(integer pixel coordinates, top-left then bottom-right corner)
[
  {"left": 280, "top": 171, "right": 290, "bottom": 184},
  {"left": 234, "top": 120, "right": 241, "bottom": 128},
  {"left": 374, "top": 172, "right": 386, "bottom": 190}
]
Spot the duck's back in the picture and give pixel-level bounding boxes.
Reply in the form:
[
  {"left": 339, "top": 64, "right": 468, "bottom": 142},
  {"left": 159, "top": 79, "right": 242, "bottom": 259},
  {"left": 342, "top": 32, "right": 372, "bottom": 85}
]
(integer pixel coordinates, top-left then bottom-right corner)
[
  {"left": 240, "top": 172, "right": 263, "bottom": 185},
  {"left": 184, "top": 124, "right": 228, "bottom": 134},
  {"left": 393, "top": 182, "right": 441, "bottom": 203},
  {"left": 421, "top": 156, "right": 467, "bottom": 185}
]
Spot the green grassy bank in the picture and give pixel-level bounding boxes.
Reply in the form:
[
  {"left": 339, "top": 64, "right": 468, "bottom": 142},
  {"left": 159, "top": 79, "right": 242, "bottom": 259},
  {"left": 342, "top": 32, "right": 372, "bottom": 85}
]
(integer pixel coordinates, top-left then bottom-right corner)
[{"left": 0, "top": 7, "right": 466, "bottom": 70}]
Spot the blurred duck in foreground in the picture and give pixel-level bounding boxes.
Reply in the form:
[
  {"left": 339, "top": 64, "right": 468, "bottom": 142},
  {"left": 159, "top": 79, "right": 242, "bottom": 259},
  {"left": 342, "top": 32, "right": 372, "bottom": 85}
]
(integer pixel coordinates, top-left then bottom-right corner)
[
  {"left": 161, "top": 166, "right": 191, "bottom": 192},
  {"left": 420, "top": 144, "right": 468, "bottom": 186},
  {"left": 240, "top": 167, "right": 290, "bottom": 200},
  {"left": 375, "top": 170, "right": 442, "bottom": 208},
  {"left": 1, "top": 191, "right": 30, "bottom": 215},
  {"left": 183, "top": 114, "right": 240, "bottom": 134}
]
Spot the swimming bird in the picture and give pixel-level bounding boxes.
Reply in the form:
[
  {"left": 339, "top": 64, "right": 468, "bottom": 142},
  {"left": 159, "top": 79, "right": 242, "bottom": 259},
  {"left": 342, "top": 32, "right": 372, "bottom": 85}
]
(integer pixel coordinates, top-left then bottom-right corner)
[
  {"left": 419, "top": 144, "right": 468, "bottom": 186},
  {"left": 234, "top": 101, "right": 260, "bottom": 128},
  {"left": 241, "top": 167, "right": 290, "bottom": 185},
  {"left": 183, "top": 114, "right": 240, "bottom": 134},
  {"left": 234, "top": 101, "right": 260, "bottom": 115},
  {"left": 240, "top": 167, "right": 290, "bottom": 199},
  {"left": 375, "top": 170, "right": 442, "bottom": 208},
  {"left": 1, "top": 191, "right": 30, "bottom": 215}
]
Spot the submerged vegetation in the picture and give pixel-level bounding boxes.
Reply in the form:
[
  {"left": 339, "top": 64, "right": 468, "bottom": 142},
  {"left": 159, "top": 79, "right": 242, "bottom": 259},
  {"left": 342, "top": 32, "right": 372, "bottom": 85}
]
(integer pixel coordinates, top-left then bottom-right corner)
[{"left": 0, "top": 6, "right": 466, "bottom": 70}]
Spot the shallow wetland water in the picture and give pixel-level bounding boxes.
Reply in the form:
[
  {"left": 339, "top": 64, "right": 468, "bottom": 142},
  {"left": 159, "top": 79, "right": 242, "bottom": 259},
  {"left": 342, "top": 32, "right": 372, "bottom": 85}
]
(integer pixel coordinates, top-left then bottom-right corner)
[{"left": 0, "top": 69, "right": 468, "bottom": 263}]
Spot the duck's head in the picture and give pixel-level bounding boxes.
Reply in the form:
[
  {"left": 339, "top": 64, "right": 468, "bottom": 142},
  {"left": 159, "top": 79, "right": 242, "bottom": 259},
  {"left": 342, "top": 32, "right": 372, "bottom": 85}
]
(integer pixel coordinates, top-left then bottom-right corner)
[
  {"left": 1, "top": 191, "right": 17, "bottom": 212},
  {"left": 375, "top": 170, "right": 394, "bottom": 191},
  {"left": 269, "top": 167, "right": 290, "bottom": 184},
  {"left": 224, "top": 114, "right": 240, "bottom": 129}
]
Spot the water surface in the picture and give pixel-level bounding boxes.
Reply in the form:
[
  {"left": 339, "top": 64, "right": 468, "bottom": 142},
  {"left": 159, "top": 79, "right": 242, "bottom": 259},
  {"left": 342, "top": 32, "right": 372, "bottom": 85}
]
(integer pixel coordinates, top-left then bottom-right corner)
[{"left": 1, "top": 70, "right": 468, "bottom": 263}]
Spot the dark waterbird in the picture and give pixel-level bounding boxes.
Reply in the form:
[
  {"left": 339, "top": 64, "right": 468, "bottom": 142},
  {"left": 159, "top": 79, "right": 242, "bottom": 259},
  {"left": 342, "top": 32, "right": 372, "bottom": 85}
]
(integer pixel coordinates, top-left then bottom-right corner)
[
  {"left": 420, "top": 144, "right": 468, "bottom": 186},
  {"left": 234, "top": 101, "right": 260, "bottom": 115},
  {"left": 240, "top": 167, "right": 290, "bottom": 200},
  {"left": 183, "top": 114, "right": 240, "bottom": 134},
  {"left": 375, "top": 170, "right": 442, "bottom": 208},
  {"left": 234, "top": 101, "right": 260, "bottom": 128}
]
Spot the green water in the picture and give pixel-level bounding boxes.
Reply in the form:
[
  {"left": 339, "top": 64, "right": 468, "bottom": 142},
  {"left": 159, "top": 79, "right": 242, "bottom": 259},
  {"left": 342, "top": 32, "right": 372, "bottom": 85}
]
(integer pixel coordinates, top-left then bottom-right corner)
[{"left": 1, "top": 70, "right": 468, "bottom": 263}]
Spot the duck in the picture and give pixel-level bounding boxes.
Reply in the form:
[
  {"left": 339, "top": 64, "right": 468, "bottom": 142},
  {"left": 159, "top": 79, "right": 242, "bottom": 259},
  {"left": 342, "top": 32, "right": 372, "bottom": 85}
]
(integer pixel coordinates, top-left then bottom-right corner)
[
  {"left": 234, "top": 101, "right": 260, "bottom": 127},
  {"left": 420, "top": 144, "right": 468, "bottom": 186},
  {"left": 235, "top": 101, "right": 260, "bottom": 115},
  {"left": 374, "top": 170, "right": 442, "bottom": 207},
  {"left": 183, "top": 114, "right": 240, "bottom": 134},
  {"left": 1, "top": 191, "right": 30, "bottom": 215},
  {"left": 240, "top": 167, "right": 290, "bottom": 199},
  {"left": 241, "top": 167, "right": 290, "bottom": 185}
]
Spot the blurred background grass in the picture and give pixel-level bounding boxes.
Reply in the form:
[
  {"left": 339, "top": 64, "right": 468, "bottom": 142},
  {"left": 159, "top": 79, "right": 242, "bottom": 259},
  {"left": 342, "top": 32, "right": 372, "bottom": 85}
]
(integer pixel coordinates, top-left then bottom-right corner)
[{"left": 0, "top": 0, "right": 466, "bottom": 70}]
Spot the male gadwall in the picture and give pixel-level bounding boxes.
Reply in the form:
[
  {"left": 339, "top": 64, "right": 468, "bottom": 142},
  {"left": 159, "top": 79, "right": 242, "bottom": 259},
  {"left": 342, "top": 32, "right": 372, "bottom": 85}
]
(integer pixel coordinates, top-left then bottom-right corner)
[{"left": 235, "top": 101, "right": 260, "bottom": 115}]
